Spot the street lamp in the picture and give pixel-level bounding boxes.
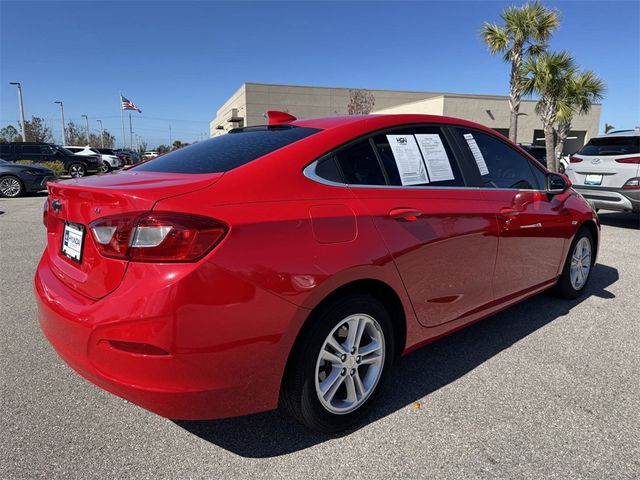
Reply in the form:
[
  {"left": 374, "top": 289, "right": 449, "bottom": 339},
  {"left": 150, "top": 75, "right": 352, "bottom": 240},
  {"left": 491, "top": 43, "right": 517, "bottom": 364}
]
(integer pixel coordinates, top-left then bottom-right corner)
[
  {"left": 54, "top": 101, "right": 66, "bottom": 145},
  {"left": 9, "top": 82, "right": 26, "bottom": 142},
  {"left": 81, "top": 114, "right": 89, "bottom": 145},
  {"left": 96, "top": 120, "right": 104, "bottom": 147}
]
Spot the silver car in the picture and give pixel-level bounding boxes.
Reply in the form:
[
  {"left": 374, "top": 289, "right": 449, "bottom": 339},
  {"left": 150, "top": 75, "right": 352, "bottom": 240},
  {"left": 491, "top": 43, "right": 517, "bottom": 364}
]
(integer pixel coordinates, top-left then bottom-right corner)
[{"left": 565, "top": 130, "right": 640, "bottom": 214}]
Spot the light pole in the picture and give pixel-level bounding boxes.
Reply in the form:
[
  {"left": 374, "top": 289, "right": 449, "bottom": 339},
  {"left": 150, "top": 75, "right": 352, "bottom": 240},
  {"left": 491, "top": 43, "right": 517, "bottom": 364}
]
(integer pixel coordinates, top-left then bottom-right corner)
[
  {"left": 9, "top": 82, "right": 26, "bottom": 142},
  {"left": 96, "top": 120, "right": 104, "bottom": 147},
  {"left": 54, "top": 101, "right": 66, "bottom": 145},
  {"left": 81, "top": 114, "right": 89, "bottom": 145}
]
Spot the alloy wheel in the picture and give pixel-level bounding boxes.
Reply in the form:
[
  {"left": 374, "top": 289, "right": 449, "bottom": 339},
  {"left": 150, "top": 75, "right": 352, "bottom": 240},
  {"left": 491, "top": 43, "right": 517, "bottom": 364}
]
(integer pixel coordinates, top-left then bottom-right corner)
[
  {"left": 314, "top": 313, "right": 385, "bottom": 414},
  {"left": 69, "top": 165, "right": 85, "bottom": 178},
  {"left": 570, "top": 236, "right": 592, "bottom": 290},
  {"left": 0, "top": 176, "right": 22, "bottom": 197}
]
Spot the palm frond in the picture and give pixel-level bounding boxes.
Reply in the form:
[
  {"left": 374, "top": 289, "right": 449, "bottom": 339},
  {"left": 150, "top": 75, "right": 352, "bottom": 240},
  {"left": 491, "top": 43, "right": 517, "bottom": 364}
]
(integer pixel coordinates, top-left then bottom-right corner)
[{"left": 481, "top": 23, "right": 509, "bottom": 54}]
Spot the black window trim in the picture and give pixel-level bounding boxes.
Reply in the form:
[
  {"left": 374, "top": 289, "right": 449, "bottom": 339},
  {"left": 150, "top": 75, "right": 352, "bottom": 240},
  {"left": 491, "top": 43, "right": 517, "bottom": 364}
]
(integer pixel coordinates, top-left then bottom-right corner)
[{"left": 303, "top": 123, "right": 475, "bottom": 190}]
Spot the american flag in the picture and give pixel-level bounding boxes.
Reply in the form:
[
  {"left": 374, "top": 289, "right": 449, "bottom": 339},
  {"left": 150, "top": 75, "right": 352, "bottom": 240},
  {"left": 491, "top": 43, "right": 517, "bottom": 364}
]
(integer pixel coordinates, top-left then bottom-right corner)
[{"left": 121, "top": 96, "right": 142, "bottom": 113}]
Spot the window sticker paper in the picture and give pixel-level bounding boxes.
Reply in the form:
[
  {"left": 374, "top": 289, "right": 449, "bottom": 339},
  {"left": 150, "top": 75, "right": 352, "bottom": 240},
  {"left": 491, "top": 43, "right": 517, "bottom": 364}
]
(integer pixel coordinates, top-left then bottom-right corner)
[
  {"left": 463, "top": 133, "right": 489, "bottom": 175},
  {"left": 386, "top": 134, "right": 429, "bottom": 185},
  {"left": 415, "top": 134, "right": 455, "bottom": 182}
]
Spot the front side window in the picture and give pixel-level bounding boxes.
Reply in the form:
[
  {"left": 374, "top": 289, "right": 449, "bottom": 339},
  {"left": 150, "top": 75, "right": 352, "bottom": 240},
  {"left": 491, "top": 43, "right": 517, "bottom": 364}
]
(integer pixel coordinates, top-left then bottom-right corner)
[
  {"left": 578, "top": 137, "right": 639, "bottom": 156},
  {"left": 135, "top": 125, "right": 321, "bottom": 174},
  {"left": 40, "top": 145, "right": 55, "bottom": 155},
  {"left": 458, "top": 129, "right": 543, "bottom": 189}
]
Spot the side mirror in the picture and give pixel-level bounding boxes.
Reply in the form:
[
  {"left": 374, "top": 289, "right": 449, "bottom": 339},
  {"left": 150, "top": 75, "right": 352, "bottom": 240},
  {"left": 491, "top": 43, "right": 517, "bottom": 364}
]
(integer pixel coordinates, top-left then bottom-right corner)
[{"left": 546, "top": 172, "right": 570, "bottom": 194}]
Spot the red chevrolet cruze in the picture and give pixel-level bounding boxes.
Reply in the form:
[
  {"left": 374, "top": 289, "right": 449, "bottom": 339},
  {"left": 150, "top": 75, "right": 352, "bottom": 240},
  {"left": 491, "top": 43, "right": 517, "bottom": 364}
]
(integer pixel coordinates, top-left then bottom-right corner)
[{"left": 35, "top": 113, "right": 599, "bottom": 432}]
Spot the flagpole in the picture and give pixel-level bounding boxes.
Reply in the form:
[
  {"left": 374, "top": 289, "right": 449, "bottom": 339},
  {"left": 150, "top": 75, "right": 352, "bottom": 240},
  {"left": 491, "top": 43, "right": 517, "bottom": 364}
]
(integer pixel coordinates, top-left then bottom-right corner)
[
  {"left": 129, "top": 112, "right": 133, "bottom": 151},
  {"left": 120, "top": 94, "right": 126, "bottom": 149}
]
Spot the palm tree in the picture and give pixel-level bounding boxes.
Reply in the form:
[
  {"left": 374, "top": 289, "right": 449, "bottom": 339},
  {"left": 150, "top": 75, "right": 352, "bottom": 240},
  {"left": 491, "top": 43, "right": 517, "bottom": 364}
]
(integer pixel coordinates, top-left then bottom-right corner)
[
  {"left": 521, "top": 50, "right": 576, "bottom": 172},
  {"left": 555, "top": 71, "right": 606, "bottom": 158},
  {"left": 481, "top": 0, "right": 559, "bottom": 143}
]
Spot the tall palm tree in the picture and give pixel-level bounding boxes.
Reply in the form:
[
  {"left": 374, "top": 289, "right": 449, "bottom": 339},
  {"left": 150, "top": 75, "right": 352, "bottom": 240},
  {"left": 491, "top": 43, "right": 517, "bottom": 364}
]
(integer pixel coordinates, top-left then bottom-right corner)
[
  {"left": 481, "top": 0, "right": 559, "bottom": 143},
  {"left": 521, "top": 50, "right": 576, "bottom": 172},
  {"left": 555, "top": 71, "right": 606, "bottom": 158}
]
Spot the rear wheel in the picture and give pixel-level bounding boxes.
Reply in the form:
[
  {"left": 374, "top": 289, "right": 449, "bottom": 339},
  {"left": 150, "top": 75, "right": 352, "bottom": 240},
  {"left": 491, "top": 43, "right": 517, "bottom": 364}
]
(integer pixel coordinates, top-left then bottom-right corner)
[
  {"left": 0, "top": 175, "right": 24, "bottom": 197},
  {"left": 554, "top": 227, "right": 594, "bottom": 299},
  {"left": 99, "top": 162, "right": 110, "bottom": 173},
  {"left": 282, "top": 293, "right": 394, "bottom": 432},
  {"left": 68, "top": 163, "right": 86, "bottom": 178}
]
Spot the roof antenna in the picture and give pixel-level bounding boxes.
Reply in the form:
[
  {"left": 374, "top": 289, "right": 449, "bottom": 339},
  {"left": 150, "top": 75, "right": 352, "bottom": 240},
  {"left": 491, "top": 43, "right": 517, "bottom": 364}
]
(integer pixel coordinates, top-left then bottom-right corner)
[{"left": 266, "top": 110, "right": 297, "bottom": 125}]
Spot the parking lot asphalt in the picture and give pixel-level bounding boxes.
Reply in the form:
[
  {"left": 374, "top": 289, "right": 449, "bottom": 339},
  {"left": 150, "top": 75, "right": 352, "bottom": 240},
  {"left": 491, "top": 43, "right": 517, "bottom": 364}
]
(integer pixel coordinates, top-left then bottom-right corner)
[{"left": 1, "top": 194, "right": 638, "bottom": 480}]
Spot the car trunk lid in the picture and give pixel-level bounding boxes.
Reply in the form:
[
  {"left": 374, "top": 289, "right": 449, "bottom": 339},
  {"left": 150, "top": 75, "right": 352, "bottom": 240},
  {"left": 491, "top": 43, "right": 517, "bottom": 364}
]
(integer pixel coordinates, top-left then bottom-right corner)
[{"left": 45, "top": 171, "right": 223, "bottom": 299}]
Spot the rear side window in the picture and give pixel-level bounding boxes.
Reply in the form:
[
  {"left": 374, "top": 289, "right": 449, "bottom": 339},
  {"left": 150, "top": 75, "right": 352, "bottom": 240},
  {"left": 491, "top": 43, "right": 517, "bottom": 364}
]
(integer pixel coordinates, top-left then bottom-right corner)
[
  {"left": 457, "top": 129, "right": 543, "bottom": 190},
  {"left": 135, "top": 125, "right": 321, "bottom": 174},
  {"left": 372, "top": 127, "right": 464, "bottom": 187},
  {"left": 335, "top": 140, "right": 386, "bottom": 186},
  {"left": 21, "top": 146, "right": 40, "bottom": 154},
  {"left": 578, "top": 137, "right": 639, "bottom": 156}
]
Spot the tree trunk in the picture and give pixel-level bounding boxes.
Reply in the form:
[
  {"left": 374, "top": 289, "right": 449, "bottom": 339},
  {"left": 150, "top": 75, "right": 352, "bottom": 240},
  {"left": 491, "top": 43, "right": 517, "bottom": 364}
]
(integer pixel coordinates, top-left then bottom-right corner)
[
  {"left": 555, "top": 122, "right": 570, "bottom": 161},
  {"left": 508, "top": 49, "right": 523, "bottom": 144},
  {"left": 544, "top": 125, "right": 557, "bottom": 172}
]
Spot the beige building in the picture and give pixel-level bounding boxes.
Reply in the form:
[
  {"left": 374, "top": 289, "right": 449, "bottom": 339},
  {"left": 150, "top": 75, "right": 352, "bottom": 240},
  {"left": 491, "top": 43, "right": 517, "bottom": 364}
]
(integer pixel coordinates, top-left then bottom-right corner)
[{"left": 210, "top": 83, "right": 601, "bottom": 153}]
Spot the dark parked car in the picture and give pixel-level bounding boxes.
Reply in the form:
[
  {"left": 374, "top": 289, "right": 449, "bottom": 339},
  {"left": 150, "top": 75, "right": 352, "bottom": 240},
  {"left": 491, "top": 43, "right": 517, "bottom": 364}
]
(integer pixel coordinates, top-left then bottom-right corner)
[
  {"left": 0, "top": 158, "right": 55, "bottom": 197},
  {"left": 0, "top": 142, "right": 103, "bottom": 178},
  {"left": 519, "top": 144, "right": 547, "bottom": 167}
]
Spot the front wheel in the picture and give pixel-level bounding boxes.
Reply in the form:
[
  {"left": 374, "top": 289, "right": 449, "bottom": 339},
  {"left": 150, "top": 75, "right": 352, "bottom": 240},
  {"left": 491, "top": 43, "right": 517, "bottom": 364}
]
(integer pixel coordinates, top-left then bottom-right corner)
[
  {"left": 553, "top": 227, "right": 595, "bottom": 299},
  {"left": 282, "top": 293, "right": 394, "bottom": 432},
  {"left": 99, "top": 162, "right": 110, "bottom": 174}
]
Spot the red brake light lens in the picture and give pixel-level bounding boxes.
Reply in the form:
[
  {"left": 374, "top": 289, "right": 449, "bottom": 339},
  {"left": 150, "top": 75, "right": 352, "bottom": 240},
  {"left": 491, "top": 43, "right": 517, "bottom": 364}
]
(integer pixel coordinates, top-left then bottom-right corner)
[
  {"left": 89, "top": 212, "right": 227, "bottom": 262},
  {"left": 622, "top": 178, "right": 640, "bottom": 189},
  {"left": 615, "top": 157, "right": 640, "bottom": 164},
  {"left": 569, "top": 156, "right": 583, "bottom": 163}
]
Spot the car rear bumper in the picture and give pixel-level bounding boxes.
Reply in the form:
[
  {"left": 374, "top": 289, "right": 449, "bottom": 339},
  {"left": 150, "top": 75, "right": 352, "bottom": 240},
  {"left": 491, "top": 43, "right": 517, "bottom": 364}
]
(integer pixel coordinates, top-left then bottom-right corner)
[
  {"left": 34, "top": 251, "right": 305, "bottom": 420},
  {"left": 574, "top": 186, "right": 640, "bottom": 213}
]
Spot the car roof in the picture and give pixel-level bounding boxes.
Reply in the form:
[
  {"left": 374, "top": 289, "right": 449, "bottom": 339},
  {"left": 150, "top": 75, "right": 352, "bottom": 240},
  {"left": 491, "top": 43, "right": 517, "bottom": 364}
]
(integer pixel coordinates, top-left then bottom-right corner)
[
  {"left": 594, "top": 130, "right": 640, "bottom": 139},
  {"left": 285, "top": 114, "right": 504, "bottom": 139}
]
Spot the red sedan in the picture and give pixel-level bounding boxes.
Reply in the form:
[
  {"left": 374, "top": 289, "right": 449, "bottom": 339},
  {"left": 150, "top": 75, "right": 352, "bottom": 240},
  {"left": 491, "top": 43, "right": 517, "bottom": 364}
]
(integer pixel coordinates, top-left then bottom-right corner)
[{"left": 35, "top": 112, "right": 599, "bottom": 432}]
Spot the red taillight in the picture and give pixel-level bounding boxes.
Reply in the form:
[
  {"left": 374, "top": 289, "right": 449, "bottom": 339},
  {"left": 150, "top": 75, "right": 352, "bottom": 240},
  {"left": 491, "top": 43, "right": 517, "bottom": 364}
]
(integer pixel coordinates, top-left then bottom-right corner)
[
  {"left": 569, "top": 156, "right": 583, "bottom": 163},
  {"left": 622, "top": 178, "right": 640, "bottom": 189},
  {"left": 615, "top": 157, "right": 640, "bottom": 164},
  {"left": 89, "top": 211, "right": 227, "bottom": 262}
]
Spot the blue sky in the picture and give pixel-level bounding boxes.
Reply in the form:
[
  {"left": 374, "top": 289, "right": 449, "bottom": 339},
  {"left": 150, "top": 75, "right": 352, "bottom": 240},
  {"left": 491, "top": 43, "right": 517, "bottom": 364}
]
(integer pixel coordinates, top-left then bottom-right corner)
[{"left": 1, "top": 1, "right": 638, "bottom": 148}]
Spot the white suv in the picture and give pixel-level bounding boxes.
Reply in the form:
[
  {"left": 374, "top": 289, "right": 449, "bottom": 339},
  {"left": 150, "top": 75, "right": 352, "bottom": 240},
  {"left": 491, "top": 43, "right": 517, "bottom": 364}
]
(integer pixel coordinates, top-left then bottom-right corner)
[
  {"left": 565, "top": 131, "right": 640, "bottom": 214},
  {"left": 64, "top": 146, "right": 122, "bottom": 172}
]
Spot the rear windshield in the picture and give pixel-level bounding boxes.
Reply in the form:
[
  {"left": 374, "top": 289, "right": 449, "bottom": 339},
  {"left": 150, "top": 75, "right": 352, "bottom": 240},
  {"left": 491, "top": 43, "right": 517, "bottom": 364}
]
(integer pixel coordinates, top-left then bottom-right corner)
[
  {"left": 578, "top": 137, "right": 640, "bottom": 156},
  {"left": 135, "top": 125, "right": 321, "bottom": 174}
]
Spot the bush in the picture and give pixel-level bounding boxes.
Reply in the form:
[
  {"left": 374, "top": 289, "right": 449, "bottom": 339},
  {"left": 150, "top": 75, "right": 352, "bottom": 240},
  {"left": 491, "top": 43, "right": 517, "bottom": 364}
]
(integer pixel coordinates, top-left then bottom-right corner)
[{"left": 15, "top": 159, "right": 65, "bottom": 176}]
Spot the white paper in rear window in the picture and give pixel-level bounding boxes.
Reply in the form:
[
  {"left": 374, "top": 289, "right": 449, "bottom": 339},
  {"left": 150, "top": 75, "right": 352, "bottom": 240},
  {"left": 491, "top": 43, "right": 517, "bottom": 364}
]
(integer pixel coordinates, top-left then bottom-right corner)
[
  {"left": 386, "top": 134, "right": 429, "bottom": 185},
  {"left": 415, "top": 134, "right": 455, "bottom": 182}
]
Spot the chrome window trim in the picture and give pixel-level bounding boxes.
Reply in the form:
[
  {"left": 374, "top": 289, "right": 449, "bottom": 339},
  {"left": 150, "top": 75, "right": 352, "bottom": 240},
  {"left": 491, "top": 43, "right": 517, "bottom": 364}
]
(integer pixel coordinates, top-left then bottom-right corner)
[{"left": 303, "top": 160, "right": 546, "bottom": 193}]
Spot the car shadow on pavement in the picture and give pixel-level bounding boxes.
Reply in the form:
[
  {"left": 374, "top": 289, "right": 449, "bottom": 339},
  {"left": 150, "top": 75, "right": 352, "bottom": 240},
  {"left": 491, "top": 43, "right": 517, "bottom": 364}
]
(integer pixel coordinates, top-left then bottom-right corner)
[
  {"left": 597, "top": 211, "right": 639, "bottom": 230},
  {"left": 175, "top": 263, "right": 619, "bottom": 458}
]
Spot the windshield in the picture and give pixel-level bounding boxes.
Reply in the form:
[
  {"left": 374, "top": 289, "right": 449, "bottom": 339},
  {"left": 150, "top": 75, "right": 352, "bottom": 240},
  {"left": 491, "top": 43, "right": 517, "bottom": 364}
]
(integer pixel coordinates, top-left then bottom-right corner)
[
  {"left": 134, "top": 125, "right": 321, "bottom": 174},
  {"left": 578, "top": 137, "right": 640, "bottom": 156}
]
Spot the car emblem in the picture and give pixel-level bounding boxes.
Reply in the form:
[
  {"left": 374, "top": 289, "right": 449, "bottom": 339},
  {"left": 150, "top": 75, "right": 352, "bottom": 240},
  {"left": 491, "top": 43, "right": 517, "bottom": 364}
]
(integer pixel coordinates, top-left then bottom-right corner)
[
  {"left": 591, "top": 158, "right": 601, "bottom": 164},
  {"left": 52, "top": 199, "right": 63, "bottom": 213}
]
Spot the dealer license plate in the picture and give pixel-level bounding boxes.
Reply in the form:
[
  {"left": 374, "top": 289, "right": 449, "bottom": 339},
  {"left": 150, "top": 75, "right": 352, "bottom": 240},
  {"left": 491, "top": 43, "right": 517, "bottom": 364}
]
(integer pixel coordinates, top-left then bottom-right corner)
[
  {"left": 584, "top": 174, "right": 603, "bottom": 186},
  {"left": 62, "top": 222, "right": 85, "bottom": 263}
]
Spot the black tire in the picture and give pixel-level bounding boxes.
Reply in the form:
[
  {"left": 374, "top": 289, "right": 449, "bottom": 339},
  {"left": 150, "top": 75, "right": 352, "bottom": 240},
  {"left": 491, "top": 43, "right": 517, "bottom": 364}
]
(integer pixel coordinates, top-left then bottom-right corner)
[
  {"left": 0, "top": 175, "right": 24, "bottom": 198},
  {"left": 553, "top": 227, "right": 595, "bottom": 299},
  {"left": 281, "top": 293, "right": 395, "bottom": 433},
  {"left": 99, "top": 162, "right": 110, "bottom": 174},
  {"left": 68, "top": 163, "right": 86, "bottom": 178}
]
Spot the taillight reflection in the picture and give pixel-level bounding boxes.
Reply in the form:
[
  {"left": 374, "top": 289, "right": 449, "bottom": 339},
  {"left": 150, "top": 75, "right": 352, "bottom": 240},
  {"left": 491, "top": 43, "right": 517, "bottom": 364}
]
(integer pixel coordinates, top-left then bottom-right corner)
[{"left": 89, "top": 211, "right": 227, "bottom": 262}]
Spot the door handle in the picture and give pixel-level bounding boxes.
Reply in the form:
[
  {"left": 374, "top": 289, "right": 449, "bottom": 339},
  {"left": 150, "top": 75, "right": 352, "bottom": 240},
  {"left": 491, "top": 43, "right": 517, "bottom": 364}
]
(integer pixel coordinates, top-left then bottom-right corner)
[
  {"left": 499, "top": 207, "right": 520, "bottom": 220},
  {"left": 389, "top": 208, "right": 423, "bottom": 221}
]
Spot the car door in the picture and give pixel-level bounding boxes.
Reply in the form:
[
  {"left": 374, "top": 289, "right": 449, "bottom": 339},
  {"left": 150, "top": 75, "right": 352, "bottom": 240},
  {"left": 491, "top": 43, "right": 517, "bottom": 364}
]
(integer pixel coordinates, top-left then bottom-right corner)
[
  {"left": 453, "top": 128, "right": 573, "bottom": 301},
  {"left": 328, "top": 125, "right": 499, "bottom": 328},
  {"left": 19, "top": 144, "right": 45, "bottom": 164}
]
